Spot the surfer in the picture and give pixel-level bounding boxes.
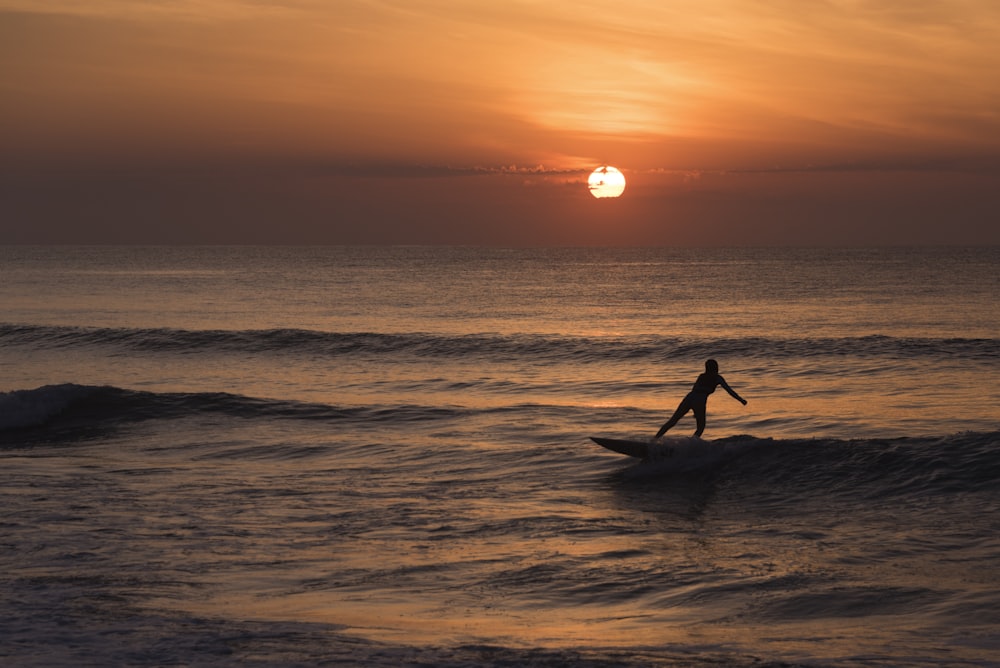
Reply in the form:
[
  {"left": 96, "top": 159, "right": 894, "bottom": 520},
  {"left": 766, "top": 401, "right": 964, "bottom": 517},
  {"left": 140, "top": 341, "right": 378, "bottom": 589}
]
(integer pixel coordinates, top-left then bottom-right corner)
[{"left": 655, "top": 359, "right": 747, "bottom": 438}]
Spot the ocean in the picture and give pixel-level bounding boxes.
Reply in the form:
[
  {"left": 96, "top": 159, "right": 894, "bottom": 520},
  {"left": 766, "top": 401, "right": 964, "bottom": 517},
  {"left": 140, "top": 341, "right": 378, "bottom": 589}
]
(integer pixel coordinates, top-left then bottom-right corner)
[{"left": 1, "top": 245, "right": 998, "bottom": 667}]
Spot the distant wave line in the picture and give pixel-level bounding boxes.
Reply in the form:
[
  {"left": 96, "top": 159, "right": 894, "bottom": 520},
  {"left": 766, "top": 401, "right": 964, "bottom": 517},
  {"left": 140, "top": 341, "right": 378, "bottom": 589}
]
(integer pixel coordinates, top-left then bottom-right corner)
[{"left": 2, "top": 324, "right": 997, "bottom": 363}]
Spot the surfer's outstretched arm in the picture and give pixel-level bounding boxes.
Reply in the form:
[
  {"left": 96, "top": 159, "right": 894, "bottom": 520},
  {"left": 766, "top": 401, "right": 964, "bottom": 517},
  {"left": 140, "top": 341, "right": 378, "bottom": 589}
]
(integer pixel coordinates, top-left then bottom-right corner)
[{"left": 719, "top": 377, "right": 747, "bottom": 405}]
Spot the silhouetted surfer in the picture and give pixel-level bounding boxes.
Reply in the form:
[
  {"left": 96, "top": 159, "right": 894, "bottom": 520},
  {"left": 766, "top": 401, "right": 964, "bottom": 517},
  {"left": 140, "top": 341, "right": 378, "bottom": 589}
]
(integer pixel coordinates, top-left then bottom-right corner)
[{"left": 655, "top": 359, "right": 747, "bottom": 438}]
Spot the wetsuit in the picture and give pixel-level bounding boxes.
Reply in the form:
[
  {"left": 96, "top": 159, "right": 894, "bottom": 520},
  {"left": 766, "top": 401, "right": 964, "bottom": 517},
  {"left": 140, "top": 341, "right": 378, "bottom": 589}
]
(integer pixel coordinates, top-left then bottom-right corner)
[{"left": 656, "top": 372, "right": 741, "bottom": 438}]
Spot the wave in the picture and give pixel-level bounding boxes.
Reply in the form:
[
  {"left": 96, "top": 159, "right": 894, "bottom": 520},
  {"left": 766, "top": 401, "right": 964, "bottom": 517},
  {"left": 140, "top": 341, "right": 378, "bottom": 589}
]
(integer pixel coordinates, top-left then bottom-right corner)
[
  {"left": 717, "top": 432, "right": 1000, "bottom": 498},
  {"left": 3, "top": 324, "right": 997, "bottom": 363},
  {"left": 5, "top": 384, "right": 999, "bottom": 503},
  {"left": 0, "top": 383, "right": 634, "bottom": 439},
  {"left": 0, "top": 384, "right": 465, "bottom": 435},
  {"left": 614, "top": 431, "right": 1000, "bottom": 510}
]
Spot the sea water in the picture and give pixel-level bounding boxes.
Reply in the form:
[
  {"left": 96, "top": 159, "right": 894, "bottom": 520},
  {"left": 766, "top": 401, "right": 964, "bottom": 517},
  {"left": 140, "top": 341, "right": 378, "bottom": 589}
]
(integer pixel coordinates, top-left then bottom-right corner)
[{"left": 1, "top": 246, "right": 998, "bottom": 666}]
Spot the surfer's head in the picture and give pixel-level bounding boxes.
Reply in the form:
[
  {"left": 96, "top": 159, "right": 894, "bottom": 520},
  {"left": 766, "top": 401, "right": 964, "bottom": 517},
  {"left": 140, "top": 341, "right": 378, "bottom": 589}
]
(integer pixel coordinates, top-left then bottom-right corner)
[{"left": 705, "top": 358, "right": 719, "bottom": 373}]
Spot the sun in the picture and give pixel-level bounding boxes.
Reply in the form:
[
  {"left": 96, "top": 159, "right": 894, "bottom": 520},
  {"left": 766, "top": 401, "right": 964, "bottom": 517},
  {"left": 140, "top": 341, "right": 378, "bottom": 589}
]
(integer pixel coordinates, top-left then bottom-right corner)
[{"left": 588, "top": 166, "right": 626, "bottom": 198}]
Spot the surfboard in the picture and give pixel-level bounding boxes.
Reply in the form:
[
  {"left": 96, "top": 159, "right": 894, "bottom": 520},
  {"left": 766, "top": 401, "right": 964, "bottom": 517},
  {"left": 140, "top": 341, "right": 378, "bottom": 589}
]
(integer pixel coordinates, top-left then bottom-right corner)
[
  {"left": 592, "top": 436, "right": 728, "bottom": 471},
  {"left": 590, "top": 437, "right": 655, "bottom": 459}
]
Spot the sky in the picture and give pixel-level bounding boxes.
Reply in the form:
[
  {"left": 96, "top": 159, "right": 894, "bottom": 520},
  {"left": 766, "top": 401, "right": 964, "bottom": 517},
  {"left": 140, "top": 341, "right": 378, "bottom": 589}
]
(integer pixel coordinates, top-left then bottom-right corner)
[{"left": 2, "top": 0, "right": 999, "bottom": 245}]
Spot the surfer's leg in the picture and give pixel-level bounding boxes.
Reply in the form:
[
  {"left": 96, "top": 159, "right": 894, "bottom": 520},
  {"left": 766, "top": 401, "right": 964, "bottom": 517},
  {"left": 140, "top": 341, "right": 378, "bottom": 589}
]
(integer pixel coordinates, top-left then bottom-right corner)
[
  {"left": 692, "top": 400, "right": 707, "bottom": 437},
  {"left": 656, "top": 397, "right": 691, "bottom": 438}
]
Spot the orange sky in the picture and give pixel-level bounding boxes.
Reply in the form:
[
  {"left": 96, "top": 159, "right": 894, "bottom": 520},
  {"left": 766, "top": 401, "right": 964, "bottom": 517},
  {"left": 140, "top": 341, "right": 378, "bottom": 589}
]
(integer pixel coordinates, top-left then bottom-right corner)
[{"left": 2, "top": 0, "right": 999, "bottom": 244}]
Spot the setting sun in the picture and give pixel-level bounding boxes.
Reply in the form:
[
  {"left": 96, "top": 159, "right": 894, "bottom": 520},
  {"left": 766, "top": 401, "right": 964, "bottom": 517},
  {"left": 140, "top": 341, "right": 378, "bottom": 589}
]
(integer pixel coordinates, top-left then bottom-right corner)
[{"left": 588, "top": 166, "right": 626, "bottom": 198}]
